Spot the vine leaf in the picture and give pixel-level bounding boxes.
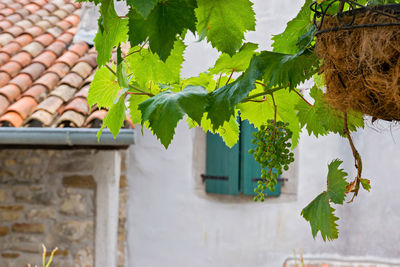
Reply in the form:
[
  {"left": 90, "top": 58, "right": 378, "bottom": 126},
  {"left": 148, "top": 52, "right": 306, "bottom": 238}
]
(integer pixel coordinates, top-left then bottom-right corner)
[
  {"left": 128, "top": 94, "right": 150, "bottom": 124},
  {"left": 301, "top": 160, "right": 348, "bottom": 241},
  {"left": 272, "top": 0, "right": 313, "bottom": 54},
  {"left": 127, "top": 0, "right": 197, "bottom": 61},
  {"left": 301, "top": 192, "right": 339, "bottom": 241},
  {"left": 238, "top": 86, "right": 301, "bottom": 148},
  {"left": 296, "top": 86, "right": 364, "bottom": 137},
  {"left": 88, "top": 65, "right": 120, "bottom": 109},
  {"left": 97, "top": 95, "right": 127, "bottom": 139},
  {"left": 327, "top": 159, "right": 348, "bottom": 205},
  {"left": 95, "top": 0, "right": 128, "bottom": 66},
  {"left": 210, "top": 43, "right": 258, "bottom": 75},
  {"left": 196, "top": 0, "right": 256, "bottom": 56},
  {"left": 261, "top": 50, "right": 319, "bottom": 90},
  {"left": 139, "top": 86, "right": 209, "bottom": 148},
  {"left": 127, "top": 0, "right": 160, "bottom": 18},
  {"left": 360, "top": 178, "right": 371, "bottom": 192}
]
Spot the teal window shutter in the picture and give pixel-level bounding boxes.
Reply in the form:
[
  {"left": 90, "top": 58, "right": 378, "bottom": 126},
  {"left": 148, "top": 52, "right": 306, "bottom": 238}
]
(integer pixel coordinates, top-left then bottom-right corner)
[
  {"left": 240, "top": 120, "right": 281, "bottom": 197},
  {"left": 204, "top": 132, "right": 240, "bottom": 195}
]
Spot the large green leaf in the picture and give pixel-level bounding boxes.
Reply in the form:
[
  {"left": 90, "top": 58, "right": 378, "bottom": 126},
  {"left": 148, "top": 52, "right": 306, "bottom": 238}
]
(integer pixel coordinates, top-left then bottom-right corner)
[
  {"left": 128, "top": 94, "right": 150, "bottom": 124},
  {"left": 97, "top": 95, "right": 127, "bottom": 139},
  {"left": 210, "top": 43, "right": 258, "bottom": 74},
  {"left": 296, "top": 86, "right": 364, "bottom": 137},
  {"left": 196, "top": 0, "right": 255, "bottom": 55},
  {"left": 88, "top": 66, "right": 120, "bottom": 109},
  {"left": 127, "top": 0, "right": 160, "bottom": 18},
  {"left": 327, "top": 159, "right": 348, "bottom": 205},
  {"left": 126, "top": 39, "right": 185, "bottom": 88},
  {"left": 139, "top": 86, "right": 209, "bottom": 148},
  {"left": 301, "top": 192, "right": 339, "bottom": 241},
  {"left": 94, "top": 0, "right": 128, "bottom": 66},
  {"left": 272, "top": 0, "right": 313, "bottom": 54},
  {"left": 128, "top": 0, "right": 196, "bottom": 61},
  {"left": 238, "top": 86, "right": 301, "bottom": 148}
]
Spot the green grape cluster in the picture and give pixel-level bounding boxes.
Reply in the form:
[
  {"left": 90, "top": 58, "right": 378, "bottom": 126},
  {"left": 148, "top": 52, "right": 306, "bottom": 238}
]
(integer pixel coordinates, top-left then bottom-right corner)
[{"left": 248, "top": 120, "right": 295, "bottom": 202}]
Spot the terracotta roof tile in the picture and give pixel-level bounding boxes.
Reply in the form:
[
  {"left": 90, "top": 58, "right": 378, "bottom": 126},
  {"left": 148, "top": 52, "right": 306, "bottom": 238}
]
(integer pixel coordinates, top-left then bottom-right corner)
[
  {"left": 24, "top": 26, "right": 43, "bottom": 37},
  {"left": 71, "top": 61, "right": 92, "bottom": 79},
  {"left": 64, "top": 15, "right": 79, "bottom": 27},
  {"left": 11, "top": 52, "right": 32, "bottom": 67},
  {"left": 69, "top": 42, "right": 88, "bottom": 57},
  {"left": 0, "top": 8, "right": 13, "bottom": 17},
  {"left": 35, "top": 95, "right": 63, "bottom": 114},
  {"left": 9, "top": 73, "right": 32, "bottom": 91},
  {"left": 46, "top": 26, "right": 64, "bottom": 38},
  {"left": 42, "top": 3, "right": 57, "bottom": 13},
  {"left": 34, "top": 33, "right": 55, "bottom": 47},
  {"left": 46, "top": 62, "right": 69, "bottom": 78},
  {"left": 21, "top": 62, "right": 45, "bottom": 80},
  {"left": 1, "top": 42, "right": 21, "bottom": 56},
  {"left": 60, "top": 72, "right": 83, "bottom": 88},
  {"left": 6, "top": 14, "right": 23, "bottom": 24},
  {"left": 0, "top": 61, "right": 22, "bottom": 77},
  {"left": 63, "top": 97, "right": 88, "bottom": 115},
  {"left": 0, "top": 84, "right": 20, "bottom": 102},
  {"left": 26, "top": 14, "right": 41, "bottom": 24},
  {"left": 46, "top": 40, "right": 66, "bottom": 57},
  {"left": 0, "top": 52, "right": 10, "bottom": 65},
  {"left": 0, "top": 111, "right": 24, "bottom": 127},
  {"left": 35, "top": 9, "right": 50, "bottom": 18},
  {"left": 44, "top": 16, "right": 60, "bottom": 26},
  {"left": 0, "top": 95, "right": 9, "bottom": 115},
  {"left": 7, "top": 96, "right": 37, "bottom": 119},
  {"left": 24, "top": 4, "right": 40, "bottom": 14},
  {"left": 56, "top": 51, "right": 79, "bottom": 68},
  {"left": 50, "top": 84, "right": 76, "bottom": 102},
  {"left": 57, "top": 32, "right": 74, "bottom": 45},
  {"left": 77, "top": 54, "right": 97, "bottom": 68},
  {"left": 28, "top": 109, "right": 53, "bottom": 126},
  {"left": 85, "top": 110, "right": 107, "bottom": 128},
  {"left": 15, "top": 20, "right": 33, "bottom": 30},
  {"left": 0, "top": 72, "right": 11, "bottom": 87},
  {"left": 14, "top": 34, "right": 33, "bottom": 47},
  {"left": 57, "top": 109, "right": 85, "bottom": 127},
  {"left": 23, "top": 84, "right": 47, "bottom": 102},
  {"left": 0, "top": 33, "right": 14, "bottom": 46},
  {"left": 62, "top": 4, "right": 76, "bottom": 14},
  {"left": 33, "top": 51, "right": 57, "bottom": 68},
  {"left": 22, "top": 41, "right": 44, "bottom": 57},
  {"left": 15, "top": 9, "right": 29, "bottom": 18},
  {"left": 5, "top": 26, "right": 24, "bottom": 38},
  {"left": 0, "top": 1, "right": 133, "bottom": 130},
  {"left": 34, "top": 72, "right": 59, "bottom": 91},
  {"left": 0, "top": 20, "right": 12, "bottom": 30},
  {"left": 36, "top": 20, "right": 52, "bottom": 31}
]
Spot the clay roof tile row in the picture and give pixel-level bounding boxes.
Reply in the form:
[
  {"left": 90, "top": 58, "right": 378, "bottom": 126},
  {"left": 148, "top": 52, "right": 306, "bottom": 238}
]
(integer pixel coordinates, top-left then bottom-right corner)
[{"left": 0, "top": 0, "right": 131, "bottom": 130}]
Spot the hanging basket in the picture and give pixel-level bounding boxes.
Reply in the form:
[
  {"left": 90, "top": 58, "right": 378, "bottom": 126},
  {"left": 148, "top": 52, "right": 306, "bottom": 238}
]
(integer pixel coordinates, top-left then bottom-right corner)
[{"left": 313, "top": 1, "right": 400, "bottom": 121}]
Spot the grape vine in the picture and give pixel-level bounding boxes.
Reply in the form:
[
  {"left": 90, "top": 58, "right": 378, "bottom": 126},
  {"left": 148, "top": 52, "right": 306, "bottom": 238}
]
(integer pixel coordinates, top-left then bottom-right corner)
[{"left": 80, "top": 0, "right": 397, "bottom": 240}]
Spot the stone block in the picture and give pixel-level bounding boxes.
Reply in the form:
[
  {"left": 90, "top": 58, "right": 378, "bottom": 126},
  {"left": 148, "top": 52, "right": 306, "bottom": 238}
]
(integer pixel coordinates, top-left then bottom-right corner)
[
  {"left": 46, "top": 249, "right": 69, "bottom": 257},
  {"left": 62, "top": 175, "right": 95, "bottom": 189},
  {"left": 0, "top": 189, "right": 7, "bottom": 202},
  {"left": 0, "top": 206, "right": 24, "bottom": 221},
  {"left": 32, "top": 191, "right": 57, "bottom": 205},
  {"left": 56, "top": 221, "right": 93, "bottom": 242},
  {"left": 120, "top": 175, "right": 127, "bottom": 188},
  {"left": 27, "top": 208, "right": 57, "bottom": 220},
  {"left": 60, "top": 194, "right": 89, "bottom": 216},
  {"left": 1, "top": 252, "right": 19, "bottom": 259},
  {"left": 10, "top": 243, "right": 41, "bottom": 253},
  {"left": 74, "top": 246, "right": 93, "bottom": 267},
  {"left": 4, "top": 159, "right": 17, "bottom": 166},
  {"left": 12, "top": 223, "right": 45, "bottom": 233},
  {"left": 48, "top": 158, "right": 94, "bottom": 174},
  {"left": 0, "top": 226, "right": 9, "bottom": 237},
  {"left": 13, "top": 187, "right": 32, "bottom": 202},
  {"left": 0, "top": 205, "right": 24, "bottom": 211}
]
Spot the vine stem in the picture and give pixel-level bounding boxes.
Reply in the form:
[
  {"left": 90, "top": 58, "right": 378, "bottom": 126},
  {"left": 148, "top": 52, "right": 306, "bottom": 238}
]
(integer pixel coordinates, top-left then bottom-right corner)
[
  {"left": 225, "top": 69, "right": 235, "bottom": 85},
  {"left": 241, "top": 86, "right": 286, "bottom": 103},
  {"left": 126, "top": 92, "right": 153, "bottom": 96},
  {"left": 293, "top": 89, "right": 313, "bottom": 107},
  {"left": 344, "top": 112, "right": 363, "bottom": 202}
]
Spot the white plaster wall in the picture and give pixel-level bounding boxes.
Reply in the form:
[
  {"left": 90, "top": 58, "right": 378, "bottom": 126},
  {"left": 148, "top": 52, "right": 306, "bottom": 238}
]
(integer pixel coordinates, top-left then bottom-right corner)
[{"left": 127, "top": 1, "right": 400, "bottom": 266}]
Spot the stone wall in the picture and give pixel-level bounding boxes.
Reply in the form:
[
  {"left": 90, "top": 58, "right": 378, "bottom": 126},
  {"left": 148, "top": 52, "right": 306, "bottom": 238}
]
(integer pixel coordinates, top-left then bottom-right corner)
[{"left": 0, "top": 149, "right": 128, "bottom": 267}]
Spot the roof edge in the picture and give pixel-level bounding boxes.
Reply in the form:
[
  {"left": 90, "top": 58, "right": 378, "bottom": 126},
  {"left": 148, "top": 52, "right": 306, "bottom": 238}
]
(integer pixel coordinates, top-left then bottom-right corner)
[{"left": 0, "top": 127, "right": 135, "bottom": 148}]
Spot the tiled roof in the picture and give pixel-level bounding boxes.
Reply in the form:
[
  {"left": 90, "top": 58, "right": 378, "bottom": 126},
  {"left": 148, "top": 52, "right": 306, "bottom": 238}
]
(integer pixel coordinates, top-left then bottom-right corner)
[{"left": 0, "top": 0, "right": 124, "bottom": 129}]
